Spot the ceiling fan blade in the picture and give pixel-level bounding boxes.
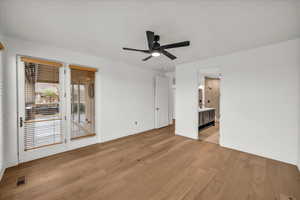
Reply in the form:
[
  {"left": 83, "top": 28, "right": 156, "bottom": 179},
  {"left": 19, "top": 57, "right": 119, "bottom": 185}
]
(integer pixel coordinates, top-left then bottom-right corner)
[
  {"left": 123, "top": 47, "right": 149, "bottom": 53},
  {"left": 160, "top": 41, "right": 190, "bottom": 49},
  {"left": 161, "top": 50, "right": 177, "bottom": 60},
  {"left": 142, "top": 55, "right": 152, "bottom": 61},
  {"left": 146, "top": 31, "right": 155, "bottom": 50}
]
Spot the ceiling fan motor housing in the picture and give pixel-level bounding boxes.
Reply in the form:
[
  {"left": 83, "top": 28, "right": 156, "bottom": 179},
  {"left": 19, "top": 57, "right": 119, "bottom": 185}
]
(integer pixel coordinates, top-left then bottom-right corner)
[
  {"left": 152, "top": 35, "right": 160, "bottom": 50},
  {"left": 153, "top": 42, "right": 160, "bottom": 50}
]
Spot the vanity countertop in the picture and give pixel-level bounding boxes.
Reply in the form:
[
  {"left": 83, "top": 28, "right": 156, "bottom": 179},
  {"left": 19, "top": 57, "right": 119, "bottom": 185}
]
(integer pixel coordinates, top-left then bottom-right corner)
[{"left": 198, "top": 107, "right": 215, "bottom": 112}]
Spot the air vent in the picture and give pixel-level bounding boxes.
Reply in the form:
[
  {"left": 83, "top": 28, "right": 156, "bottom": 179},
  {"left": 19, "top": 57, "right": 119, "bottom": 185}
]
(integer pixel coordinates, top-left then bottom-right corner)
[
  {"left": 280, "top": 194, "right": 296, "bottom": 200},
  {"left": 16, "top": 176, "right": 26, "bottom": 186}
]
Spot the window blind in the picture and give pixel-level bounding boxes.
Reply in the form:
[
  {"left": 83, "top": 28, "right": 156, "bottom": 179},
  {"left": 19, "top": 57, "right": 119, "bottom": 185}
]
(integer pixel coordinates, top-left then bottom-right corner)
[
  {"left": 24, "top": 61, "right": 63, "bottom": 150},
  {"left": 69, "top": 64, "right": 98, "bottom": 72},
  {"left": 21, "top": 57, "right": 62, "bottom": 67},
  {"left": 70, "top": 68, "right": 95, "bottom": 139}
]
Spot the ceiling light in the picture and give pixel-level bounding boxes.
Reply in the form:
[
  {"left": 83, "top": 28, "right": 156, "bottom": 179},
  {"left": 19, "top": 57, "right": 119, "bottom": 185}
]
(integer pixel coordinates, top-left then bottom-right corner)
[{"left": 151, "top": 51, "right": 161, "bottom": 57}]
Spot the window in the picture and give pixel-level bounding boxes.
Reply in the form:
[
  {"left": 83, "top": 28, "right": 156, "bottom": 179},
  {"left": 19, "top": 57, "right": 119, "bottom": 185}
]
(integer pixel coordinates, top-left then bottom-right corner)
[{"left": 70, "top": 67, "right": 96, "bottom": 139}]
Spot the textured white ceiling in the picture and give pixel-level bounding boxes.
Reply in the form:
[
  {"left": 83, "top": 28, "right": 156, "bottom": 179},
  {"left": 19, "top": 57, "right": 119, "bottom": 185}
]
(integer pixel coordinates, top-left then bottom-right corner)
[{"left": 1, "top": 0, "right": 300, "bottom": 72}]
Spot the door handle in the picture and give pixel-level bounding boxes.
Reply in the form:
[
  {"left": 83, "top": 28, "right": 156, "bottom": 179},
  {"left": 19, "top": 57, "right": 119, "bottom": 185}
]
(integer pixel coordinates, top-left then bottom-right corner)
[
  {"left": 156, "top": 108, "right": 160, "bottom": 111},
  {"left": 20, "top": 117, "right": 23, "bottom": 127}
]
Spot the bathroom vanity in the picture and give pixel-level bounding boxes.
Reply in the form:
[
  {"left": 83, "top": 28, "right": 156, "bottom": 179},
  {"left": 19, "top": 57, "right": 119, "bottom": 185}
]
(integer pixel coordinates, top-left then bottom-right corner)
[{"left": 198, "top": 108, "right": 215, "bottom": 130}]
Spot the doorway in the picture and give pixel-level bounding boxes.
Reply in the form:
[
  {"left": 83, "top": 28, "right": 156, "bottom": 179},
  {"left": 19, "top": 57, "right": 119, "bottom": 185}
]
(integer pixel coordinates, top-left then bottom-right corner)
[
  {"left": 198, "top": 73, "right": 221, "bottom": 144},
  {"left": 17, "top": 56, "right": 98, "bottom": 163}
]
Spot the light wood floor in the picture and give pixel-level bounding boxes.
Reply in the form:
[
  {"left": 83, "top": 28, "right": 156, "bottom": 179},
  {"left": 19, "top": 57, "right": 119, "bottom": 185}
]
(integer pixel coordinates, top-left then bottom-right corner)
[
  {"left": 1, "top": 125, "right": 300, "bottom": 200},
  {"left": 198, "top": 123, "right": 219, "bottom": 144}
]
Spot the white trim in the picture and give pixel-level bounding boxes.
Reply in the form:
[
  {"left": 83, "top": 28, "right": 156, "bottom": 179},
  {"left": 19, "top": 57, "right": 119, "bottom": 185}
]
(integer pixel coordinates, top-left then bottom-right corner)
[
  {"left": 221, "top": 141, "right": 296, "bottom": 165},
  {"left": 175, "top": 132, "right": 198, "bottom": 140},
  {"left": 4, "top": 160, "right": 18, "bottom": 168},
  {"left": 19, "top": 138, "right": 98, "bottom": 163},
  {"left": 0, "top": 167, "right": 5, "bottom": 181}
]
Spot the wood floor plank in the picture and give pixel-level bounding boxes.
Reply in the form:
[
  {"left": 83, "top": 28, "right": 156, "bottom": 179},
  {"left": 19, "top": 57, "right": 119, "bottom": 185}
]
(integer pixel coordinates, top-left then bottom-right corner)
[{"left": 0, "top": 125, "right": 299, "bottom": 200}]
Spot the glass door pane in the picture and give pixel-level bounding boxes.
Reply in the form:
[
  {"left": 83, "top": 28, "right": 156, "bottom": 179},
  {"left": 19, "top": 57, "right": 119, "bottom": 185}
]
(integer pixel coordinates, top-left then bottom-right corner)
[
  {"left": 70, "top": 69, "right": 95, "bottom": 139},
  {"left": 24, "top": 62, "right": 63, "bottom": 150}
]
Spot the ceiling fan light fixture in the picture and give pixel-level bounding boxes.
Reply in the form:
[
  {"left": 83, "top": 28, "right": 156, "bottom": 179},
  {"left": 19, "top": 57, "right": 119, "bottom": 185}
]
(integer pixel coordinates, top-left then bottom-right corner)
[{"left": 151, "top": 51, "right": 161, "bottom": 57}]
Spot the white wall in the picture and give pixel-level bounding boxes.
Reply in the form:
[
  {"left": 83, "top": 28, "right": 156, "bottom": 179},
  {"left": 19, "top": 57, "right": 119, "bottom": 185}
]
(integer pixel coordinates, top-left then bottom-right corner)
[
  {"left": 176, "top": 38, "right": 300, "bottom": 165},
  {"left": 299, "top": 69, "right": 300, "bottom": 171},
  {"left": 101, "top": 63, "right": 157, "bottom": 142},
  {"left": 172, "top": 87, "right": 176, "bottom": 120},
  {"left": 165, "top": 72, "right": 176, "bottom": 122},
  {"left": 0, "top": 45, "right": 4, "bottom": 179},
  {"left": 2, "top": 37, "right": 159, "bottom": 168}
]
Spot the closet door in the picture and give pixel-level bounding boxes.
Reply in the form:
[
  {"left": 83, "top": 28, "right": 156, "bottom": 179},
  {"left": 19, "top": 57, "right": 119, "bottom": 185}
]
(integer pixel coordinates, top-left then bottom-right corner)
[
  {"left": 17, "top": 57, "right": 67, "bottom": 163},
  {"left": 155, "top": 76, "right": 169, "bottom": 128}
]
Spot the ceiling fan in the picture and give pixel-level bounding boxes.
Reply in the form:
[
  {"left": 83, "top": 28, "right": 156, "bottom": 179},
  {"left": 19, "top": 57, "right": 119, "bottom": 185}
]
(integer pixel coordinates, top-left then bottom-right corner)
[{"left": 122, "top": 31, "right": 190, "bottom": 61}]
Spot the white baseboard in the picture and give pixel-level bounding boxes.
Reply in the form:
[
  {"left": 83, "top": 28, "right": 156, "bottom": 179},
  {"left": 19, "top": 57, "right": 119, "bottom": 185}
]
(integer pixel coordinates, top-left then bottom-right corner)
[
  {"left": 0, "top": 167, "right": 5, "bottom": 181},
  {"left": 101, "top": 128, "right": 155, "bottom": 143},
  {"left": 220, "top": 141, "right": 296, "bottom": 166},
  {"left": 175, "top": 131, "right": 198, "bottom": 140},
  {"left": 5, "top": 159, "right": 19, "bottom": 168}
]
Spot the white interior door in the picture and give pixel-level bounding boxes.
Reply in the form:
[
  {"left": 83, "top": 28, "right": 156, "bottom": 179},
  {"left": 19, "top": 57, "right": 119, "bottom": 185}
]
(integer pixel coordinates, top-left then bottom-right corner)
[
  {"left": 155, "top": 76, "right": 169, "bottom": 128},
  {"left": 17, "top": 57, "right": 67, "bottom": 163}
]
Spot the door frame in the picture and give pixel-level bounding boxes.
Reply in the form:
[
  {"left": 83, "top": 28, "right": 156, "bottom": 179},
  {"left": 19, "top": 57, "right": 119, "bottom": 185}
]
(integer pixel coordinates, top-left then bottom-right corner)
[
  {"left": 197, "top": 67, "right": 222, "bottom": 144},
  {"left": 16, "top": 55, "right": 100, "bottom": 164},
  {"left": 17, "top": 56, "right": 68, "bottom": 163}
]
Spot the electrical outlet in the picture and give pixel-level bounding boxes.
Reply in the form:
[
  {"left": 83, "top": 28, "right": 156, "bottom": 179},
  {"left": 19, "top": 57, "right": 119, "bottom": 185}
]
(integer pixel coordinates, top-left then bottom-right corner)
[{"left": 134, "top": 121, "right": 138, "bottom": 125}]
